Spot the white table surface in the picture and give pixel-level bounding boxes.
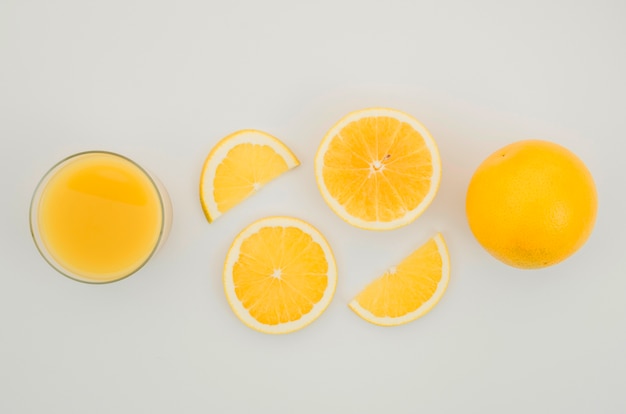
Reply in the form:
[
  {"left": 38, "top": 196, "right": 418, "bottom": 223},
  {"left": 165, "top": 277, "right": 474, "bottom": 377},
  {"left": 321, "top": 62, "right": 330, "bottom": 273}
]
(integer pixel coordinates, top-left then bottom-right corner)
[{"left": 1, "top": 1, "right": 625, "bottom": 413}]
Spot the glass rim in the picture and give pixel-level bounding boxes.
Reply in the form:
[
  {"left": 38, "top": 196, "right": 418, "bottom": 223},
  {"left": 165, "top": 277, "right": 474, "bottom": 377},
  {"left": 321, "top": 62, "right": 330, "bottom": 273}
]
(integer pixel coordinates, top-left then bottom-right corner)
[{"left": 29, "top": 150, "right": 170, "bottom": 284}]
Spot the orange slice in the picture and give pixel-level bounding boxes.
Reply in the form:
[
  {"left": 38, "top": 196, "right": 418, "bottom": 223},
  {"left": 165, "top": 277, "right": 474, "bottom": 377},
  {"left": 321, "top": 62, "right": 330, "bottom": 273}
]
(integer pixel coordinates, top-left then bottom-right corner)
[
  {"left": 223, "top": 216, "right": 337, "bottom": 334},
  {"left": 349, "top": 233, "right": 450, "bottom": 326},
  {"left": 315, "top": 108, "right": 441, "bottom": 230},
  {"left": 200, "top": 130, "right": 299, "bottom": 222}
]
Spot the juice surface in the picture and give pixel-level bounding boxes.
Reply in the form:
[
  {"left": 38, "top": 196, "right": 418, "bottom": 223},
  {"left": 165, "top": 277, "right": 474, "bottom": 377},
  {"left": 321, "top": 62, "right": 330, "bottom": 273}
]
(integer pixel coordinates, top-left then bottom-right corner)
[{"left": 37, "top": 153, "right": 163, "bottom": 282}]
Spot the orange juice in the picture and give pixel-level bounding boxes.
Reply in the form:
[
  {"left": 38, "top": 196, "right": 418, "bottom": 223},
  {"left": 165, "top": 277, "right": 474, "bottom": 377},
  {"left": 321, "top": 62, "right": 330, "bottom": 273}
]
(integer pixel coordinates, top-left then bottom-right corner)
[{"left": 31, "top": 152, "right": 170, "bottom": 283}]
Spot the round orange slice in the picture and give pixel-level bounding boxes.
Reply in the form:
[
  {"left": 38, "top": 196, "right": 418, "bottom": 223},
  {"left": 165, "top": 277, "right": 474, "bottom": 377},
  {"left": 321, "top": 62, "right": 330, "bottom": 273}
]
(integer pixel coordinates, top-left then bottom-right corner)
[
  {"left": 315, "top": 108, "right": 441, "bottom": 230},
  {"left": 223, "top": 216, "right": 337, "bottom": 334}
]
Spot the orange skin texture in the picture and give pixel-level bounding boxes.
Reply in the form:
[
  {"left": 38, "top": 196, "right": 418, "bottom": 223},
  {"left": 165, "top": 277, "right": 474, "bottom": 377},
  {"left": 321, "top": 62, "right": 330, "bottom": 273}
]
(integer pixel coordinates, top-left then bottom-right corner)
[{"left": 466, "top": 140, "right": 597, "bottom": 269}]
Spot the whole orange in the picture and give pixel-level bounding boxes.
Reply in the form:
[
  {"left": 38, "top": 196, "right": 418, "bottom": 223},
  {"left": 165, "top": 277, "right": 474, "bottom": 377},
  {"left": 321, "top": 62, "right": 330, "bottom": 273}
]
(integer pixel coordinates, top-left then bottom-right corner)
[{"left": 466, "top": 139, "right": 597, "bottom": 269}]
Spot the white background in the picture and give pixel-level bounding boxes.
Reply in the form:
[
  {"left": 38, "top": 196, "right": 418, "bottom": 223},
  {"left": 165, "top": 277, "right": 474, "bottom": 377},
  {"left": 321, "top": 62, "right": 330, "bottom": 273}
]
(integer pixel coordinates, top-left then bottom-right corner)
[{"left": 1, "top": 0, "right": 625, "bottom": 413}]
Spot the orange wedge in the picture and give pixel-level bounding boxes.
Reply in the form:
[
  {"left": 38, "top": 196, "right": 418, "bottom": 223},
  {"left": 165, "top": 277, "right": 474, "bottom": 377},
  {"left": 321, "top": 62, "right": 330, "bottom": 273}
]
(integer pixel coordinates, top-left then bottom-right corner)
[
  {"left": 200, "top": 130, "right": 299, "bottom": 222},
  {"left": 349, "top": 233, "right": 450, "bottom": 326}
]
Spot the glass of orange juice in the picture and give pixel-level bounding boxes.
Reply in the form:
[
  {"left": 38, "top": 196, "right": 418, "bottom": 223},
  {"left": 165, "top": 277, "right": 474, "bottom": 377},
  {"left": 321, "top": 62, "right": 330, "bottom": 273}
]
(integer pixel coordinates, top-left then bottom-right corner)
[{"left": 29, "top": 151, "right": 173, "bottom": 283}]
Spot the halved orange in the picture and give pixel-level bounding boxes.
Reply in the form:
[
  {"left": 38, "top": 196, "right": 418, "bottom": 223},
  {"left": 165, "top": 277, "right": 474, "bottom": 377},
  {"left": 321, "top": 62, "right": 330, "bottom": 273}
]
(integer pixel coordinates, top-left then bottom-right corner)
[
  {"left": 200, "top": 130, "right": 299, "bottom": 222},
  {"left": 349, "top": 233, "right": 450, "bottom": 326},
  {"left": 223, "top": 216, "right": 337, "bottom": 334},
  {"left": 315, "top": 108, "right": 441, "bottom": 230}
]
